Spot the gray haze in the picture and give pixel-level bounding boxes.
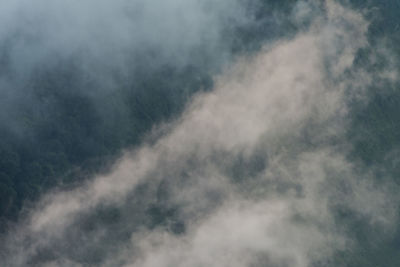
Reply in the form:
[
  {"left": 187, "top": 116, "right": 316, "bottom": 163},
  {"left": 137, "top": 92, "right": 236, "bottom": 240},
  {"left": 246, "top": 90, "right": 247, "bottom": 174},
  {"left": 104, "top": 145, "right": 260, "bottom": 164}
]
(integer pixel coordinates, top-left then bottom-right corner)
[
  {"left": 0, "top": 0, "right": 246, "bottom": 70},
  {"left": 0, "top": 0, "right": 252, "bottom": 134},
  {"left": 1, "top": 1, "right": 399, "bottom": 266}
]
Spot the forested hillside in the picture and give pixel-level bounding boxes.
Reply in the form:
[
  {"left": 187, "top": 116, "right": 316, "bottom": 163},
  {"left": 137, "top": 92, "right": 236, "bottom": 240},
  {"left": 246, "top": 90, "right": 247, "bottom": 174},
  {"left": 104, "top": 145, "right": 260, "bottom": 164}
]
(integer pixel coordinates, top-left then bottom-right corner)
[
  {"left": 0, "top": 1, "right": 400, "bottom": 266},
  {"left": 0, "top": 0, "right": 301, "bottom": 223}
]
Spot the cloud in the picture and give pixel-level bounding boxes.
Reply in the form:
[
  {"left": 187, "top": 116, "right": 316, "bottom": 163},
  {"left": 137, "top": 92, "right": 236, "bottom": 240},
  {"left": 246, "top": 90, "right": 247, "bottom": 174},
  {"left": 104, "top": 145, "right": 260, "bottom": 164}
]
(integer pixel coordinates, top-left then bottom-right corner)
[
  {"left": 0, "top": 0, "right": 246, "bottom": 71},
  {"left": 0, "top": 0, "right": 252, "bottom": 135},
  {"left": 1, "top": 1, "right": 398, "bottom": 266}
]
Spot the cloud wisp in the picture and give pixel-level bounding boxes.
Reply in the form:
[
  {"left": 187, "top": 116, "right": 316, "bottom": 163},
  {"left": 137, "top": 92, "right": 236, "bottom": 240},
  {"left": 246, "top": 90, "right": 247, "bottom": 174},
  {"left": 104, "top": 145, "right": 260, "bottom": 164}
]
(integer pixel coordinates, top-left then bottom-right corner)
[
  {"left": 0, "top": 0, "right": 251, "bottom": 136},
  {"left": 1, "top": 1, "right": 398, "bottom": 266}
]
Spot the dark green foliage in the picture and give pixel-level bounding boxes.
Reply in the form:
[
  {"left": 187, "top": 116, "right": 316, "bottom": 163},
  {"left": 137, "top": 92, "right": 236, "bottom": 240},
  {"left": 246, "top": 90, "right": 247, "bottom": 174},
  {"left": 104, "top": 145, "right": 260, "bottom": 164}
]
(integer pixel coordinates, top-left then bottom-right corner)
[{"left": 0, "top": 64, "right": 214, "bottom": 223}]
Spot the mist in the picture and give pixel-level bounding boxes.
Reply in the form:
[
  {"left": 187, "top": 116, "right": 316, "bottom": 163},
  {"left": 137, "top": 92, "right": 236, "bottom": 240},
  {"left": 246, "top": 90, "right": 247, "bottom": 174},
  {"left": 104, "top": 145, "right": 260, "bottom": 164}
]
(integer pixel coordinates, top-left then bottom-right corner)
[
  {"left": 0, "top": 0, "right": 272, "bottom": 220},
  {"left": 1, "top": 1, "right": 399, "bottom": 266},
  {"left": 0, "top": 0, "right": 250, "bottom": 132}
]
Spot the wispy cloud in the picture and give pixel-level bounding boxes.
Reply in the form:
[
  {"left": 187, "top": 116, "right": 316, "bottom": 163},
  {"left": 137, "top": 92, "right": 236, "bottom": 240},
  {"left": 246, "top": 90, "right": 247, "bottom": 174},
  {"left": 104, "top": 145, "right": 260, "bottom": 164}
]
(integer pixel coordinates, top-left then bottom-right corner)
[
  {"left": 1, "top": 1, "right": 398, "bottom": 266},
  {"left": 0, "top": 0, "right": 251, "bottom": 135}
]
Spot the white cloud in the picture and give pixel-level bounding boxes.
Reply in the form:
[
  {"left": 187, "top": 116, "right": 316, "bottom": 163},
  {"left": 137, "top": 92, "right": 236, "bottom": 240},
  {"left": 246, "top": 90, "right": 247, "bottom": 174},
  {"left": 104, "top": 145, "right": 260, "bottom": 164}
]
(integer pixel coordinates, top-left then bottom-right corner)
[{"left": 1, "top": 1, "right": 398, "bottom": 266}]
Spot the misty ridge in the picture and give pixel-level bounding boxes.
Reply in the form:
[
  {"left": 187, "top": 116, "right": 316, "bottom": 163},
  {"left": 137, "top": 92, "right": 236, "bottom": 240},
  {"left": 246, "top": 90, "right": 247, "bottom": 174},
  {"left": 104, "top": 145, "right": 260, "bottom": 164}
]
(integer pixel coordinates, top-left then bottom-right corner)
[{"left": 0, "top": 0, "right": 400, "bottom": 266}]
